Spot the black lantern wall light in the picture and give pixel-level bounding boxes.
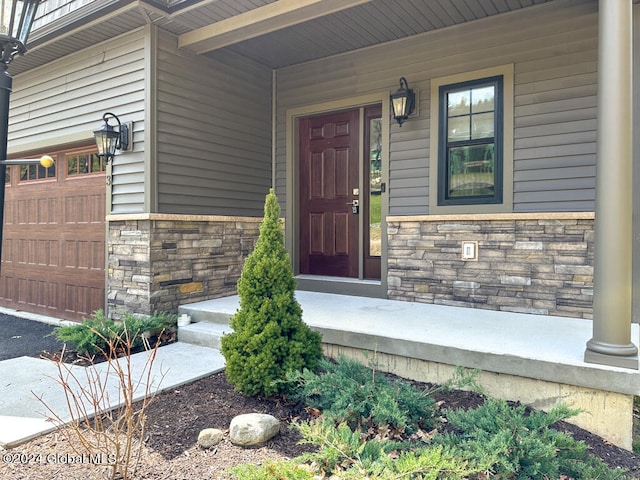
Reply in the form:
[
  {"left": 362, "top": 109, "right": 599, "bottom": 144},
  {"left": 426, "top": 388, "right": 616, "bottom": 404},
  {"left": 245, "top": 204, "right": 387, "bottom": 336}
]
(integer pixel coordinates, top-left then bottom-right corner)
[
  {"left": 390, "top": 77, "right": 416, "bottom": 127},
  {"left": 93, "top": 112, "right": 131, "bottom": 163}
]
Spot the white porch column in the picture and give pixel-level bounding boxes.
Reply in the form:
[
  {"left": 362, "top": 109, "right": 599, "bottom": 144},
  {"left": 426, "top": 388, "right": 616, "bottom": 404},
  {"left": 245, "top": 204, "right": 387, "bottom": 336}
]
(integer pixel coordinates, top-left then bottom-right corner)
[{"left": 585, "top": 0, "right": 638, "bottom": 369}]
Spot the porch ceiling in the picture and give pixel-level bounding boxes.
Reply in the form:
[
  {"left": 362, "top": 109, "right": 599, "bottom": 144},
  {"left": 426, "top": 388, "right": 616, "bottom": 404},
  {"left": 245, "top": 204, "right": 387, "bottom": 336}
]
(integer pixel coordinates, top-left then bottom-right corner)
[{"left": 11, "top": 0, "right": 555, "bottom": 76}]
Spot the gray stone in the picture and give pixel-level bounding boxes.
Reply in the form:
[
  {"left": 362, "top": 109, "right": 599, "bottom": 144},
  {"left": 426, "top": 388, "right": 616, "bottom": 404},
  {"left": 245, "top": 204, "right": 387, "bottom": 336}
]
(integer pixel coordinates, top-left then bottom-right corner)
[
  {"left": 229, "top": 413, "right": 280, "bottom": 446},
  {"left": 514, "top": 241, "right": 543, "bottom": 250},
  {"left": 500, "top": 275, "right": 531, "bottom": 286},
  {"left": 453, "top": 281, "right": 480, "bottom": 289},
  {"left": 198, "top": 428, "right": 224, "bottom": 449}
]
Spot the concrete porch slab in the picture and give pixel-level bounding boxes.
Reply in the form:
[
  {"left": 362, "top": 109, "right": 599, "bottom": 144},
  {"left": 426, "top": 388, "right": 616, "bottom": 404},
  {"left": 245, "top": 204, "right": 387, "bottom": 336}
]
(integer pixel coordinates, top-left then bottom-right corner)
[{"left": 180, "top": 291, "right": 640, "bottom": 396}]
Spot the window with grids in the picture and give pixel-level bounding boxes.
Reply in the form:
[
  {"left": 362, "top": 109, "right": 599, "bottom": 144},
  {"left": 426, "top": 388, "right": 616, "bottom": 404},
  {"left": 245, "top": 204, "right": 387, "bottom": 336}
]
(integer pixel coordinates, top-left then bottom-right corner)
[
  {"left": 67, "top": 152, "right": 105, "bottom": 176},
  {"left": 20, "top": 161, "right": 55, "bottom": 182},
  {"left": 438, "top": 76, "right": 503, "bottom": 205}
]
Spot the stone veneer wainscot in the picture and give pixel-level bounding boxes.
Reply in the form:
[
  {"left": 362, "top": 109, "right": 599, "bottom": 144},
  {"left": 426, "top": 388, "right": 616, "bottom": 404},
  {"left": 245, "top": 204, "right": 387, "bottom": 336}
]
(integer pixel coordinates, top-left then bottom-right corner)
[
  {"left": 387, "top": 213, "right": 595, "bottom": 319},
  {"left": 107, "top": 214, "right": 261, "bottom": 319}
]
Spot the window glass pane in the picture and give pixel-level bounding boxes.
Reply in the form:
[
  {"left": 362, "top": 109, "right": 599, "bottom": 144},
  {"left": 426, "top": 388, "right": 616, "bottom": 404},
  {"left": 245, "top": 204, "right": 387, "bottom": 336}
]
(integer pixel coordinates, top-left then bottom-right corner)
[
  {"left": 67, "top": 156, "right": 77, "bottom": 175},
  {"left": 37, "top": 164, "right": 46, "bottom": 179},
  {"left": 447, "top": 144, "right": 495, "bottom": 198},
  {"left": 448, "top": 116, "right": 470, "bottom": 141},
  {"left": 47, "top": 163, "right": 55, "bottom": 178},
  {"left": 5, "top": 168, "right": 9, "bottom": 184},
  {"left": 28, "top": 164, "right": 36, "bottom": 180},
  {"left": 67, "top": 153, "right": 104, "bottom": 176},
  {"left": 91, "top": 154, "right": 102, "bottom": 173},
  {"left": 448, "top": 91, "right": 470, "bottom": 117},
  {"left": 369, "top": 117, "right": 382, "bottom": 257},
  {"left": 20, "top": 165, "right": 27, "bottom": 181},
  {"left": 471, "top": 86, "right": 494, "bottom": 113},
  {"left": 472, "top": 112, "right": 494, "bottom": 139}
]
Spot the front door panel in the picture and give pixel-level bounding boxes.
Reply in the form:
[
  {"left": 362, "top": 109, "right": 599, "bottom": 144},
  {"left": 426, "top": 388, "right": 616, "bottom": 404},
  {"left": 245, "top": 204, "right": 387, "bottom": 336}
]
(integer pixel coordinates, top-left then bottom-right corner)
[{"left": 299, "top": 110, "right": 359, "bottom": 277}]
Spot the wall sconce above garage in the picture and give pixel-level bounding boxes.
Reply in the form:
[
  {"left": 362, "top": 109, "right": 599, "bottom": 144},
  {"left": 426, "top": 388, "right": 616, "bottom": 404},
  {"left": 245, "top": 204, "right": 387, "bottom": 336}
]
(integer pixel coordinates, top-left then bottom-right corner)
[{"left": 93, "top": 112, "right": 132, "bottom": 163}]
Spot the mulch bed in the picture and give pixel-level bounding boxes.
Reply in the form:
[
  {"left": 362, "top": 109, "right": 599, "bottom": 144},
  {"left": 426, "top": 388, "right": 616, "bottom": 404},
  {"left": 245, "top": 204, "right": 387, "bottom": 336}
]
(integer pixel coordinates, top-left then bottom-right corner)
[{"left": 2, "top": 343, "right": 639, "bottom": 479}]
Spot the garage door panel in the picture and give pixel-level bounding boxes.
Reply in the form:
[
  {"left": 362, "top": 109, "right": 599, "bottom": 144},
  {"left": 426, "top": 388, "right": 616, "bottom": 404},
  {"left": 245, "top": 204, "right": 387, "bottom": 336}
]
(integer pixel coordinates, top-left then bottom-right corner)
[
  {"left": 17, "top": 278, "right": 58, "bottom": 309},
  {"left": 0, "top": 148, "right": 106, "bottom": 321},
  {"left": 64, "top": 240, "right": 105, "bottom": 270},
  {"left": 37, "top": 197, "right": 58, "bottom": 224},
  {"left": 64, "top": 194, "right": 105, "bottom": 225},
  {"left": 65, "top": 284, "right": 103, "bottom": 317}
]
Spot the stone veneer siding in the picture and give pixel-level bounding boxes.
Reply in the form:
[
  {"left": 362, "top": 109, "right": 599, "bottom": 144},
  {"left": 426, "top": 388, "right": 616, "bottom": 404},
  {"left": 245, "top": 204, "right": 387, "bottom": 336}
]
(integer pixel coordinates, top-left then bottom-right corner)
[
  {"left": 107, "top": 214, "right": 261, "bottom": 318},
  {"left": 387, "top": 213, "right": 595, "bottom": 319}
]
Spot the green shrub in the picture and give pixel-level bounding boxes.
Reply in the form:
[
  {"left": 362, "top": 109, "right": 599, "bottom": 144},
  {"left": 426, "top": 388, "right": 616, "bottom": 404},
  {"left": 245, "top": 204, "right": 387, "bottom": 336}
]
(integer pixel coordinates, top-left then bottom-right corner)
[
  {"left": 437, "top": 398, "right": 631, "bottom": 480},
  {"left": 294, "top": 419, "right": 477, "bottom": 480},
  {"left": 230, "top": 368, "right": 630, "bottom": 480},
  {"left": 53, "top": 310, "right": 176, "bottom": 357},
  {"left": 220, "top": 189, "right": 323, "bottom": 397},
  {"left": 286, "top": 355, "right": 438, "bottom": 435},
  {"left": 231, "top": 460, "right": 314, "bottom": 480}
]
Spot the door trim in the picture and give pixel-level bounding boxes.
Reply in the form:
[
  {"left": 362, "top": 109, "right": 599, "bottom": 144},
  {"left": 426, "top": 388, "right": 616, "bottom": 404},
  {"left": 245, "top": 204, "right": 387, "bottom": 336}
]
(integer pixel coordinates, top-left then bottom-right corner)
[{"left": 285, "top": 92, "right": 390, "bottom": 297}]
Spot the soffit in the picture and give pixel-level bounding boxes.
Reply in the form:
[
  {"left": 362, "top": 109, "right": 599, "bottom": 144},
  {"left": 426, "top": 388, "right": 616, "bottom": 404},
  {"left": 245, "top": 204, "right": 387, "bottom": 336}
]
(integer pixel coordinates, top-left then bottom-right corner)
[
  {"left": 217, "top": 0, "right": 556, "bottom": 69},
  {"left": 11, "top": 0, "right": 556, "bottom": 75}
]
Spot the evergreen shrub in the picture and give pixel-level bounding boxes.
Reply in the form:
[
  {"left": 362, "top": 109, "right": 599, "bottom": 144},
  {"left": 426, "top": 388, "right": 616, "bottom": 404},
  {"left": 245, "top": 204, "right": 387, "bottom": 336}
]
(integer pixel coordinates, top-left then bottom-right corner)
[
  {"left": 286, "top": 355, "right": 438, "bottom": 434},
  {"left": 53, "top": 310, "right": 176, "bottom": 356},
  {"left": 437, "top": 398, "right": 630, "bottom": 479},
  {"left": 220, "top": 189, "right": 322, "bottom": 397}
]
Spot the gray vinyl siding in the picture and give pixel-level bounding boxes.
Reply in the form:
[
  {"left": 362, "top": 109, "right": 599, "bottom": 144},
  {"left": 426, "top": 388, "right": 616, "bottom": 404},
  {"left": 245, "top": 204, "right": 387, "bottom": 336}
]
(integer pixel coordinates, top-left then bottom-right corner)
[
  {"left": 155, "top": 32, "right": 272, "bottom": 216},
  {"left": 10, "top": 29, "right": 147, "bottom": 214},
  {"left": 275, "top": 0, "right": 598, "bottom": 215}
]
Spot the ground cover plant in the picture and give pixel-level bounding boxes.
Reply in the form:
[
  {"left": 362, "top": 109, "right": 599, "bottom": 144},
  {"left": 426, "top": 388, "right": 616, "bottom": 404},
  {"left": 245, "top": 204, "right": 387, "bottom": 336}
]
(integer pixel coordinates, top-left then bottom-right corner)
[
  {"left": 285, "top": 355, "right": 445, "bottom": 436},
  {"left": 52, "top": 310, "right": 176, "bottom": 357},
  {"left": 232, "top": 356, "right": 634, "bottom": 480}
]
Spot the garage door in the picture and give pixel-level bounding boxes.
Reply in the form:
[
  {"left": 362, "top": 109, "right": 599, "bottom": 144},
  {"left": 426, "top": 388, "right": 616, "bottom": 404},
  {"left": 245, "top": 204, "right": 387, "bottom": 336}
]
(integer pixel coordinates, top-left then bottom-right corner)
[{"left": 0, "top": 145, "right": 106, "bottom": 322}]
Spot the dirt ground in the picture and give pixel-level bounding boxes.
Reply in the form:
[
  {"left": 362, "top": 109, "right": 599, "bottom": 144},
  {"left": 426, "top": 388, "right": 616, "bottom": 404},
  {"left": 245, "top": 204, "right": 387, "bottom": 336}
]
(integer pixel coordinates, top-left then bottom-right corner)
[{"left": 1, "top": 368, "right": 639, "bottom": 480}]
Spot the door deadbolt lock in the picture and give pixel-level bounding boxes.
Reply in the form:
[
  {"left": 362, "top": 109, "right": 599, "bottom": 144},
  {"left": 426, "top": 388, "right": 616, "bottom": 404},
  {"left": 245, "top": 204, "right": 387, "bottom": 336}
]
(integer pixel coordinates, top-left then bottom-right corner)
[{"left": 347, "top": 199, "right": 359, "bottom": 214}]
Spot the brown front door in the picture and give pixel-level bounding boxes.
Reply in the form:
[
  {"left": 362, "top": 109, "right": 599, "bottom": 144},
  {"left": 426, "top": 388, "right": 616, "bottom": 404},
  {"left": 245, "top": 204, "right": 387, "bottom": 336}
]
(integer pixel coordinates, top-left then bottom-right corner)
[{"left": 299, "top": 110, "right": 359, "bottom": 277}]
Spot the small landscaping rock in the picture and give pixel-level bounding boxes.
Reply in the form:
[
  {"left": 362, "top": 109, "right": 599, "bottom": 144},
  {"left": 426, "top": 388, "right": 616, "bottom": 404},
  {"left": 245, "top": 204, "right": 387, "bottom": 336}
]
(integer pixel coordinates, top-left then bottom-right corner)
[
  {"left": 229, "top": 413, "right": 280, "bottom": 446},
  {"left": 197, "top": 428, "right": 224, "bottom": 449}
]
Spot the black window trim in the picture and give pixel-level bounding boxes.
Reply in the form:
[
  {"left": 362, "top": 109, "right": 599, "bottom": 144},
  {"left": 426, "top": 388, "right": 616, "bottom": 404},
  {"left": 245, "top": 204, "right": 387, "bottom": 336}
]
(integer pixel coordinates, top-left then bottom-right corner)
[{"left": 437, "top": 75, "right": 504, "bottom": 206}]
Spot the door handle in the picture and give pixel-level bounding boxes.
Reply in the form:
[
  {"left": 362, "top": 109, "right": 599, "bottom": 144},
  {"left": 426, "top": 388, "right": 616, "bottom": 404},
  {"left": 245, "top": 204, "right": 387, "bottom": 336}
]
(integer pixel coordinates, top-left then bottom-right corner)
[{"left": 346, "top": 199, "right": 359, "bottom": 214}]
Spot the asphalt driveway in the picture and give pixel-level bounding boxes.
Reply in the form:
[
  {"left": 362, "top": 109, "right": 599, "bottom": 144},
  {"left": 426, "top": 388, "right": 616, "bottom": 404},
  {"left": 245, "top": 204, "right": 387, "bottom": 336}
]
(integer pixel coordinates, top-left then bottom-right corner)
[{"left": 0, "top": 313, "right": 65, "bottom": 361}]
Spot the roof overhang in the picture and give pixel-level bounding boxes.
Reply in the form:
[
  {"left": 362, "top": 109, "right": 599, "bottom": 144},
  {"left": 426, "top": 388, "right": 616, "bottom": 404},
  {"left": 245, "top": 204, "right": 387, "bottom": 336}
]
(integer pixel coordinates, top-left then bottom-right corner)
[
  {"left": 11, "top": 0, "right": 570, "bottom": 75},
  {"left": 178, "top": 0, "right": 375, "bottom": 54}
]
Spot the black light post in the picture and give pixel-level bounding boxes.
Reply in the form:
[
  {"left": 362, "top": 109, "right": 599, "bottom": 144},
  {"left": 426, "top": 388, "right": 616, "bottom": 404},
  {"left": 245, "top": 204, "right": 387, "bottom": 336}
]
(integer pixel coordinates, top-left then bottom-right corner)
[{"left": 0, "top": 0, "right": 43, "bottom": 274}]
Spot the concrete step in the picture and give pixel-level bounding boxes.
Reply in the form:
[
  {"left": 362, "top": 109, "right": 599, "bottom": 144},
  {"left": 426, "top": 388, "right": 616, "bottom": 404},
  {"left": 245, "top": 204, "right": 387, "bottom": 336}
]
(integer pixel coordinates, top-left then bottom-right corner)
[
  {"left": 177, "top": 299, "right": 236, "bottom": 349},
  {"left": 178, "top": 303, "right": 233, "bottom": 324},
  {"left": 178, "top": 321, "right": 232, "bottom": 349}
]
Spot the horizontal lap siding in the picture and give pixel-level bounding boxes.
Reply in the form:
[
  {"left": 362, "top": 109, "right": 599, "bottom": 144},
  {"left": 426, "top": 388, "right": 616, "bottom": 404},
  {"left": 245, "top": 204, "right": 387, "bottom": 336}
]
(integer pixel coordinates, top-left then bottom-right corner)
[
  {"left": 276, "top": 0, "right": 598, "bottom": 215},
  {"left": 11, "top": 30, "right": 147, "bottom": 214},
  {"left": 156, "top": 33, "right": 272, "bottom": 217},
  {"left": 513, "top": 27, "right": 597, "bottom": 212}
]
